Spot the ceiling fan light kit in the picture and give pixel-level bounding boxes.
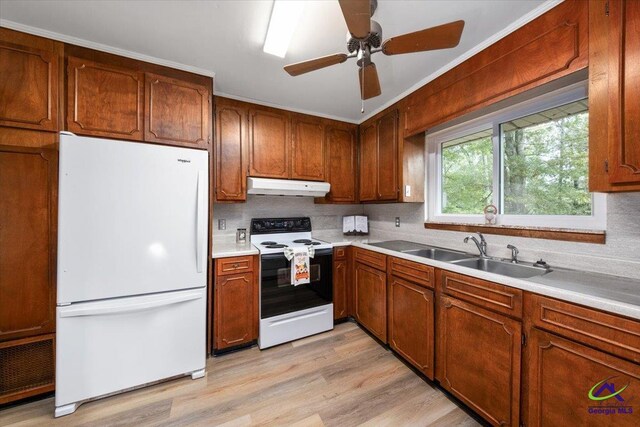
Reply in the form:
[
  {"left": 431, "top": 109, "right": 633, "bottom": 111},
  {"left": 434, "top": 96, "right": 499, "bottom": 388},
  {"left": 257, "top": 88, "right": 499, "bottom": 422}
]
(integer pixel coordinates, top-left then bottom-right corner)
[{"left": 284, "top": 0, "right": 465, "bottom": 109}]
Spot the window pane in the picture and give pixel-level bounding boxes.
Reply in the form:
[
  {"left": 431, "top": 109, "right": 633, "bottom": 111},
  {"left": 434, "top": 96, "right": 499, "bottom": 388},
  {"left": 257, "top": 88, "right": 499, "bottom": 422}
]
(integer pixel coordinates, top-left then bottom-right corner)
[
  {"left": 441, "top": 129, "right": 493, "bottom": 214},
  {"left": 501, "top": 99, "right": 590, "bottom": 216}
]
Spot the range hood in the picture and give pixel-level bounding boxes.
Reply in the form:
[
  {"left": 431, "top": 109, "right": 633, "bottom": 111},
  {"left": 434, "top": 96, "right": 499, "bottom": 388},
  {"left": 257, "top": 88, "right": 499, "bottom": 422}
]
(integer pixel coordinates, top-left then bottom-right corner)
[{"left": 247, "top": 177, "right": 330, "bottom": 197}]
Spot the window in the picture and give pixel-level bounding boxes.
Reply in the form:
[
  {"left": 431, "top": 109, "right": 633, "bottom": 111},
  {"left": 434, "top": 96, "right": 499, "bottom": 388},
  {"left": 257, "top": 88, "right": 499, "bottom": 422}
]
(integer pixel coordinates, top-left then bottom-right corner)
[
  {"left": 428, "top": 83, "right": 606, "bottom": 230},
  {"left": 441, "top": 129, "right": 493, "bottom": 214}
]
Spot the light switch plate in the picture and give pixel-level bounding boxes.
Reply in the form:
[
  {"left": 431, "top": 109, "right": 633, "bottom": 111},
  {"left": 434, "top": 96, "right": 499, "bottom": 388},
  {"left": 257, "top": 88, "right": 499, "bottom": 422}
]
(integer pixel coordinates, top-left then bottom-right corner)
[{"left": 405, "top": 185, "right": 411, "bottom": 197}]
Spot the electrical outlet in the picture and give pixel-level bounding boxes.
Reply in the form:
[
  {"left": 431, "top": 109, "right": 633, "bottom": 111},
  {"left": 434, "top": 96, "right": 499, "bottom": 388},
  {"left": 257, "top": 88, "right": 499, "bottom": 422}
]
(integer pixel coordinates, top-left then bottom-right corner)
[
  {"left": 218, "top": 219, "right": 226, "bottom": 230},
  {"left": 395, "top": 217, "right": 400, "bottom": 227}
]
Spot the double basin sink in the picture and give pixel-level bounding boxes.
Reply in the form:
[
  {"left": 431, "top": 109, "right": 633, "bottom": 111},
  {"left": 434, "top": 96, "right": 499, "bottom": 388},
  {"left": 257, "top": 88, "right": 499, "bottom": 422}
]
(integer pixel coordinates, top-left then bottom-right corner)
[{"left": 368, "top": 240, "right": 550, "bottom": 279}]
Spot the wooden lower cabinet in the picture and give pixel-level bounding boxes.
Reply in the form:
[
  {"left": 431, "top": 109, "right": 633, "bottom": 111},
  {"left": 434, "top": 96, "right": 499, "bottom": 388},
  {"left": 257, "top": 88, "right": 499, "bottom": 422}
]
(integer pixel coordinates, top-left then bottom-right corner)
[
  {"left": 524, "top": 328, "right": 640, "bottom": 426},
  {"left": 333, "top": 247, "right": 349, "bottom": 321},
  {"left": 388, "top": 276, "right": 434, "bottom": 379},
  {"left": 354, "top": 262, "right": 387, "bottom": 342},
  {"left": 437, "top": 294, "right": 522, "bottom": 426},
  {"left": 213, "top": 256, "right": 258, "bottom": 351},
  {"left": 0, "top": 145, "right": 57, "bottom": 405}
]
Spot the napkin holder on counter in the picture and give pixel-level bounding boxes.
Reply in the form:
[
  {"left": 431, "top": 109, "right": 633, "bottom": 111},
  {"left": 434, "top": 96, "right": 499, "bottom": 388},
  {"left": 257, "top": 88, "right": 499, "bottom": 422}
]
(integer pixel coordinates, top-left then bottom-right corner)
[{"left": 343, "top": 215, "right": 368, "bottom": 236}]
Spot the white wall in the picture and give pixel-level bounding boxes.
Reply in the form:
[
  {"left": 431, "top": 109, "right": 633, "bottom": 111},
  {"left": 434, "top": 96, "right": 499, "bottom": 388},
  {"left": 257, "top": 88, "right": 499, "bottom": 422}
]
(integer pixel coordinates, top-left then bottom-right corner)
[
  {"left": 364, "top": 192, "right": 640, "bottom": 280},
  {"left": 213, "top": 195, "right": 363, "bottom": 238}
]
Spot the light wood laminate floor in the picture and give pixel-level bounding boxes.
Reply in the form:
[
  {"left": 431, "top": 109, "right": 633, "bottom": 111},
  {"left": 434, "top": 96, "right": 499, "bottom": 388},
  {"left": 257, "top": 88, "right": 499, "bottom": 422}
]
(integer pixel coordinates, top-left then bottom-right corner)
[{"left": 0, "top": 322, "right": 480, "bottom": 426}]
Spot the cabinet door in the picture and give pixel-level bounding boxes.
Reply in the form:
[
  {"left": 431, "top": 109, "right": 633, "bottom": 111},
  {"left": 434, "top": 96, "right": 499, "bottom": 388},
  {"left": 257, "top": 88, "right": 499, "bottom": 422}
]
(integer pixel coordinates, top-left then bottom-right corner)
[
  {"left": 67, "top": 56, "right": 143, "bottom": 140},
  {"left": 0, "top": 42, "right": 58, "bottom": 132},
  {"left": 388, "top": 276, "right": 434, "bottom": 379},
  {"left": 249, "top": 108, "right": 290, "bottom": 178},
  {"left": 145, "top": 73, "right": 210, "bottom": 148},
  {"left": 333, "top": 259, "right": 348, "bottom": 320},
  {"left": 215, "top": 101, "right": 247, "bottom": 201},
  {"left": 291, "top": 115, "right": 325, "bottom": 181},
  {"left": 354, "top": 262, "right": 387, "bottom": 342},
  {"left": 0, "top": 146, "right": 56, "bottom": 342},
  {"left": 359, "top": 122, "right": 377, "bottom": 201},
  {"left": 214, "top": 272, "right": 257, "bottom": 350},
  {"left": 377, "top": 110, "right": 398, "bottom": 200},
  {"left": 325, "top": 125, "right": 357, "bottom": 202},
  {"left": 608, "top": 0, "right": 640, "bottom": 185},
  {"left": 437, "top": 294, "right": 521, "bottom": 426},
  {"left": 525, "top": 328, "right": 640, "bottom": 427}
]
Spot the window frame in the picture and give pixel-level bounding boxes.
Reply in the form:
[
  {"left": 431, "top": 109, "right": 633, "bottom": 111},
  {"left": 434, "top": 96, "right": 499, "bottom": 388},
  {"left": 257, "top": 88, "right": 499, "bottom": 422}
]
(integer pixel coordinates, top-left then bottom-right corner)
[{"left": 427, "top": 81, "right": 606, "bottom": 230}]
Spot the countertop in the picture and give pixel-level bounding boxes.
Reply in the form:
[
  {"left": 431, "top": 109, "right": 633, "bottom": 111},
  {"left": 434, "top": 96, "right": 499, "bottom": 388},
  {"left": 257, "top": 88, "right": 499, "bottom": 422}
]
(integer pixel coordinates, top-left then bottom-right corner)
[
  {"left": 210, "top": 233, "right": 640, "bottom": 320},
  {"left": 349, "top": 241, "right": 640, "bottom": 321},
  {"left": 212, "top": 238, "right": 259, "bottom": 258}
]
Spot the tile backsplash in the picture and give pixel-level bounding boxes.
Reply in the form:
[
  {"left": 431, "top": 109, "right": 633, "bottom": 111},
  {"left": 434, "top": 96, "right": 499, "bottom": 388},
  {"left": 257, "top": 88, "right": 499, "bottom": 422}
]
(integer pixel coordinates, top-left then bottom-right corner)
[
  {"left": 213, "top": 195, "right": 363, "bottom": 238},
  {"left": 213, "top": 193, "right": 640, "bottom": 280},
  {"left": 364, "top": 192, "right": 640, "bottom": 280}
]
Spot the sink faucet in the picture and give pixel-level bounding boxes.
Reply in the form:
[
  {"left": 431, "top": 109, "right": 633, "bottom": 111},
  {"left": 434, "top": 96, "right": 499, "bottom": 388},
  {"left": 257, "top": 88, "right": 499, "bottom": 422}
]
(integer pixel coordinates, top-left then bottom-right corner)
[
  {"left": 507, "top": 244, "right": 519, "bottom": 263},
  {"left": 463, "top": 232, "right": 488, "bottom": 258}
]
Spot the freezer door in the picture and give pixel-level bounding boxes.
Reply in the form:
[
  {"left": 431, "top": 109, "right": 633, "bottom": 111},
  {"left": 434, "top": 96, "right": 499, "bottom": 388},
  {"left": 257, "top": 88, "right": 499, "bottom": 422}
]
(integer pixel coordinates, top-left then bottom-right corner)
[
  {"left": 55, "top": 287, "right": 206, "bottom": 409},
  {"left": 58, "top": 134, "right": 209, "bottom": 303}
]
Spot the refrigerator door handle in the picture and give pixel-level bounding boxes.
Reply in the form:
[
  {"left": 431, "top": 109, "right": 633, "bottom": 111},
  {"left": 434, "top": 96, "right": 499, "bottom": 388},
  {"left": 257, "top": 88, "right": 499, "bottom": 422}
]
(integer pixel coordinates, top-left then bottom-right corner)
[
  {"left": 59, "top": 291, "right": 203, "bottom": 318},
  {"left": 196, "top": 170, "right": 207, "bottom": 273}
]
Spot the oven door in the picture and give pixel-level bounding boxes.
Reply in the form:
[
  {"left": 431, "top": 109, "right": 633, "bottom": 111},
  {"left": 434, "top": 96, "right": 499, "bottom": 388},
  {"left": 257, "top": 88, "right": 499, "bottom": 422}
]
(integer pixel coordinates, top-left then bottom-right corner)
[{"left": 260, "top": 249, "right": 333, "bottom": 319}]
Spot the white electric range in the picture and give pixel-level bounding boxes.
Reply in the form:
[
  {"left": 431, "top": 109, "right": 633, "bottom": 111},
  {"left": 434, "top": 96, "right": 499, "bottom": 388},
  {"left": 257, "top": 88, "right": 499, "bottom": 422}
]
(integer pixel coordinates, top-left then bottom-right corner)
[{"left": 250, "top": 218, "right": 334, "bottom": 349}]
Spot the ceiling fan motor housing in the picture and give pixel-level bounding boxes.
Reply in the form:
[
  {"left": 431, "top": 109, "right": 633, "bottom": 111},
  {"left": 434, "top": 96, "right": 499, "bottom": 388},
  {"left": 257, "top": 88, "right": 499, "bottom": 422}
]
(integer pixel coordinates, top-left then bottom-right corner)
[{"left": 346, "top": 20, "right": 382, "bottom": 53}]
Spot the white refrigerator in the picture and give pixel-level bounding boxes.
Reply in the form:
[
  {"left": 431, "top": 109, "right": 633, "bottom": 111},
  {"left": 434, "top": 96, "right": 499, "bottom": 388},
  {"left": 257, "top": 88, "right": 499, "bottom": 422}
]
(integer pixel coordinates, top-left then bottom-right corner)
[{"left": 55, "top": 133, "right": 209, "bottom": 417}]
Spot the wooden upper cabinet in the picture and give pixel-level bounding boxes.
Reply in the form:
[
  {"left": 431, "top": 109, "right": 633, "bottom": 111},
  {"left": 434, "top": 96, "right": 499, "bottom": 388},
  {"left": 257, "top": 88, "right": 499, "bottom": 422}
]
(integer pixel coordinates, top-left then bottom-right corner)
[
  {"left": 404, "top": 0, "right": 587, "bottom": 136},
  {"left": 437, "top": 294, "right": 522, "bottom": 426},
  {"left": 291, "top": 114, "right": 325, "bottom": 181},
  {"left": 0, "top": 146, "right": 56, "bottom": 342},
  {"left": 67, "top": 57, "right": 143, "bottom": 140},
  {"left": 249, "top": 107, "right": 290, "bottom": 178},
  {"left": 359, "top": 122, "right": 378, "bottom": 202},
  {"left": 359, "top": 109, "right": 400, "bottom": 202},
  {"left": 144, "top": 72, "right": 210, "bottom": 149},
  {"left": 377, "top": 110, "right": 398, "bottom": 200},
  {"left": 215, "top": 99, "right": 247, "bottom": 202},
  {"left": 324, "top": 124, "right": 357, "bottom": 203},
  {"left": 607, "top": 0, "right": 640, "bottom": 186},
  {"left": 524, "top": 328, "right": 640, "bottom": 427},
  {"left": 0, "top": 38, "right": 59, "bottom": 132}
]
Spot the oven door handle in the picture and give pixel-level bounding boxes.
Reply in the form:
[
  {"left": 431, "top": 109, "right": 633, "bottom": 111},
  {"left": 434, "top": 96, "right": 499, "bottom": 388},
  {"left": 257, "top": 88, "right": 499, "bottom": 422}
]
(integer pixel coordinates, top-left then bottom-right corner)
[{"left": 261, "top": 249, "right": 333, "bottom": 260}]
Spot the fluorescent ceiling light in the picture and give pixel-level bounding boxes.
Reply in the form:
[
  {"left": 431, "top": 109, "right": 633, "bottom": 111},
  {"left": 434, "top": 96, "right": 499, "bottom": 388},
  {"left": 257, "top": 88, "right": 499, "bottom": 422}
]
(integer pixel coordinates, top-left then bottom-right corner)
[{"left": 263, "top": 1, "right": 305, "bottom": 58}]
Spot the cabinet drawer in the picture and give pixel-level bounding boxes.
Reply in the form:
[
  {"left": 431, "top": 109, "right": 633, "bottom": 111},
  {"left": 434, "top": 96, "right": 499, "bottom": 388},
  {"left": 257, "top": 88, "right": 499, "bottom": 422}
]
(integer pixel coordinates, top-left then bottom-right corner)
[
  {"left": 353, "top": 247, "right": 386, "bottom": 271},
  {"left": 527, "top": 293, "right": 640, "bottom": 363},
  {"left": 333, "top": 246, "right": 347, "bottom": 260},
  {"left": 216, "top": 256, "right": 254, "bottom": 276},
  {"left": 440, "top": 271, "right": 522, "bottom": 319},
  {"left": 389, "top": 257, "right": 434, "bottom": 289}
]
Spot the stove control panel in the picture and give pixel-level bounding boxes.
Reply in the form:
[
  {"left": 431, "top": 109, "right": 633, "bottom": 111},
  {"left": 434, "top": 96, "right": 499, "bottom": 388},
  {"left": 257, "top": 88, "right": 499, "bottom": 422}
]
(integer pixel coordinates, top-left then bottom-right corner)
[{"left": 250, "top": 217, "right": 312, "bottom": 235}]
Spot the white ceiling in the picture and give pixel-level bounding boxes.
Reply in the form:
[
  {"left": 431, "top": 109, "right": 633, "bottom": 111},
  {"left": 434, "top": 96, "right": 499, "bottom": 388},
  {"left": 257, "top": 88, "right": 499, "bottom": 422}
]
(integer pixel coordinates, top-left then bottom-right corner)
[{"left": 0, "top": 0, "right": 554, "bottom": 123}]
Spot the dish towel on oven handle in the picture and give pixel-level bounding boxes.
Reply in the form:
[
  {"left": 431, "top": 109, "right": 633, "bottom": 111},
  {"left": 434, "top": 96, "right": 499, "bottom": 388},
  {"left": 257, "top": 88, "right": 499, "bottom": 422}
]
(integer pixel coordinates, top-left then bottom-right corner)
[{"left": 284, "top": 246, "right": 315, "bottom": 286}]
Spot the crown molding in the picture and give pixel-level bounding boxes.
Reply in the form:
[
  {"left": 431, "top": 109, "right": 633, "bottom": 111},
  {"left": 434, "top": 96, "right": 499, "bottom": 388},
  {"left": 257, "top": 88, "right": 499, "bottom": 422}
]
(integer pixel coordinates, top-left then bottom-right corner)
[{"left": 0, "top": 18, "right": 215, "bottom": 78}]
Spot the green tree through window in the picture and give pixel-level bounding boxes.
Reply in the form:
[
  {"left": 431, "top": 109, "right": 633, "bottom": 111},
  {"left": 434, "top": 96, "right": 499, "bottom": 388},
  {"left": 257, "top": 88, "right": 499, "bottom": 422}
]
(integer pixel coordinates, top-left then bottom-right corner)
[
  {"left": 501, "top": 100, "right": 590, "bottom": 215},
  {"left": 441, "top": 129, "right": 493, "bottom": 214}
]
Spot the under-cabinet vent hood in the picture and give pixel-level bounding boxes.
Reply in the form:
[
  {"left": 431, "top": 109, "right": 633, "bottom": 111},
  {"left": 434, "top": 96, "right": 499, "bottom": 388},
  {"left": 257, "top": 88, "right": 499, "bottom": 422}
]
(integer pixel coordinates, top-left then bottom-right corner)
[{"left": 247, "top": 177, "right": 330, "bottom": 197}]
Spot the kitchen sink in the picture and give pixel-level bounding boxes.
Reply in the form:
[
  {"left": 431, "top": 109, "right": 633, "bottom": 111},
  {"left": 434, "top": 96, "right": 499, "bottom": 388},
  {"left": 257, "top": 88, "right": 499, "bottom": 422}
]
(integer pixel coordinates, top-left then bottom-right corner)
[
  {"left": 401, "top": 248, "right": 472, "bottom": 262},
  {"left": 450, "top": 258, "right": 550, "bottom": 279}
]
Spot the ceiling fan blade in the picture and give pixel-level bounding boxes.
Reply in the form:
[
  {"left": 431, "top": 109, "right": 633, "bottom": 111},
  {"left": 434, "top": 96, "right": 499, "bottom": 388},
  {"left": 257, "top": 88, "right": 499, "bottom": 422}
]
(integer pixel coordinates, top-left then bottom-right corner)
[
  {"left": 359, "top": 62, "right": 381, "bottom": 100},
  {"left": 284, "top": 53, "right": 349, "bottom": 76},
  {"left": 339, "top": 0, "right": 371, "bottom": 39},
  {"left": 382, "top": 20, "right": 465, "bottom": 55}
]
